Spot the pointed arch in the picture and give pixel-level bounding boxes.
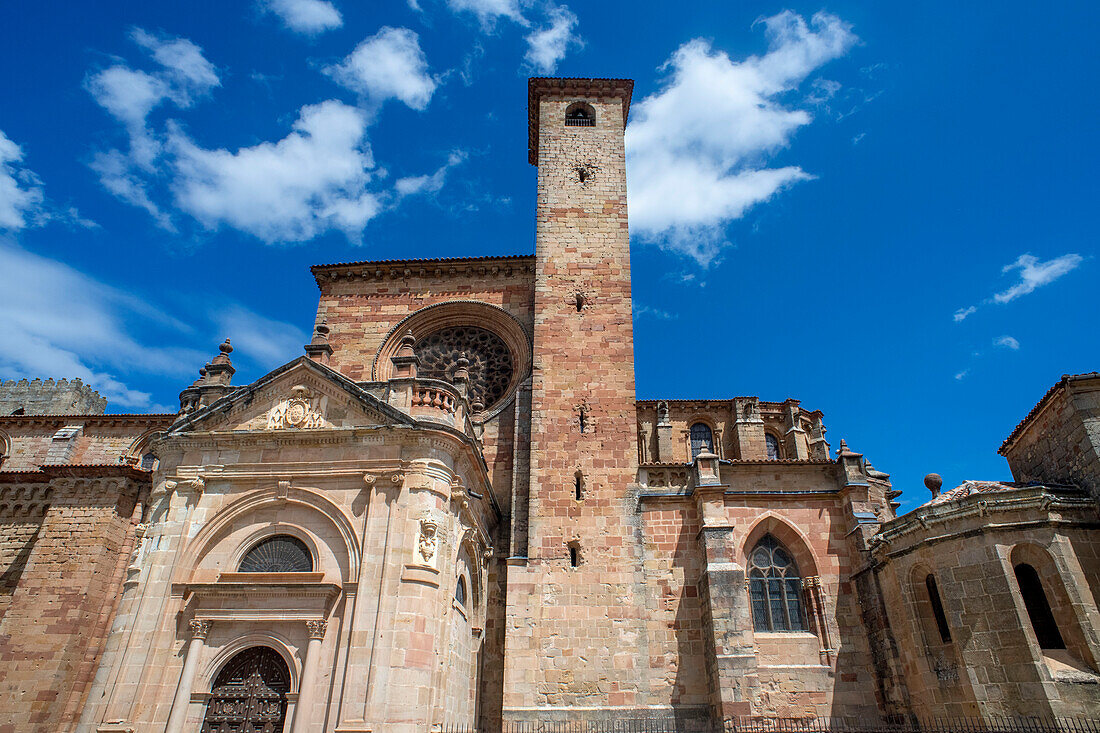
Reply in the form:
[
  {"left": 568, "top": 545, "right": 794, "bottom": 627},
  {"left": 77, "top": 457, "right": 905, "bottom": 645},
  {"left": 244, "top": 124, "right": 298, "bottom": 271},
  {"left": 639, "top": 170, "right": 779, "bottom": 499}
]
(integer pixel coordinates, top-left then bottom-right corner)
[{"left": 738, "top": 513, "right": 820, "bottom": 579}]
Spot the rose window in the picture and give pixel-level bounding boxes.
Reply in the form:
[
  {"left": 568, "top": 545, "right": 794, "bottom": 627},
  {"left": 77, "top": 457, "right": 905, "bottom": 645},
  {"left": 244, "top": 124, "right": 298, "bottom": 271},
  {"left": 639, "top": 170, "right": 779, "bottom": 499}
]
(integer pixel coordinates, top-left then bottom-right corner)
[{"left": 415, "top": 326, "right": 514, "bottom": 410}]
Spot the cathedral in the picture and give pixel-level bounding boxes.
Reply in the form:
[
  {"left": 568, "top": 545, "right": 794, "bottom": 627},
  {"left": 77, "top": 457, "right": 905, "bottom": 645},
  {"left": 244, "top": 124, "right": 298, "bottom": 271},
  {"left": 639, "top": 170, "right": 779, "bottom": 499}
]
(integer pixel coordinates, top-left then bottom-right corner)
[{"left": 0, "top": 78, "right": 1098, "bottom": 733}]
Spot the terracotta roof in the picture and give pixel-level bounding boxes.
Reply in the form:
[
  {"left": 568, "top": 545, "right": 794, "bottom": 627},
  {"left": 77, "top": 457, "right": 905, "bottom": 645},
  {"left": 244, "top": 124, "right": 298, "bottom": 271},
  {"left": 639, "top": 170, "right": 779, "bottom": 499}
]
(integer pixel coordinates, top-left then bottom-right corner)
[
  {"left": 999, "top": 372, "right": 1100, "bottom": 454},
  {"left": 919, "top": 479, "right": 1076, "bottom": 508},
  {"left": 528, "top": 77, "right": 634, "bottom": 165}
]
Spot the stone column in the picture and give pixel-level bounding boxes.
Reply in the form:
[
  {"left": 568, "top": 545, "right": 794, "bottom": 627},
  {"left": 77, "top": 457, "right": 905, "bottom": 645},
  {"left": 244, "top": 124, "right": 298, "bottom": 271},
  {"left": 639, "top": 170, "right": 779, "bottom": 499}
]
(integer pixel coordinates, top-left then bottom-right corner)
[
  {"left": 291, "top": 619, "right": 327, "bottom": 733},
  {"left": 165, "top": 618, "right": 211, "bottom": 733}
]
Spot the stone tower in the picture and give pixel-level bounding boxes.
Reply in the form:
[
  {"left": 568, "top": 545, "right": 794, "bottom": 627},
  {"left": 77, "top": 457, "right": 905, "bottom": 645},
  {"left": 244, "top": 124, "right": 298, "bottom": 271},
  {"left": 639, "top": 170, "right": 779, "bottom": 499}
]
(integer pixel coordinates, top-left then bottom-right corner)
[{"left": 504, "top": 78, "right": 648, "bottom": 720}]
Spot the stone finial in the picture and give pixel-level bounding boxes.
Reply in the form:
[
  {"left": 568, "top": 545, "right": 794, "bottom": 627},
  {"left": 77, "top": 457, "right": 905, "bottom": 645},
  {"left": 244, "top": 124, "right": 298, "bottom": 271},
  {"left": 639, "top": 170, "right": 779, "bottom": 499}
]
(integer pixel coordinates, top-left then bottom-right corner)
[
  {"left": 390, "top": 330, "right": 420, "bottom": 379},
  {"left": 924, "top": 473, "right": 943, "bottom": 498},
  {"left": 305, "top": 320, "right": 334, "bottom": 363},
  {"left": 452, "top": 352, "right": 471, "bottom": 400},
  {"left": 838, "top": 439, "right": 849, "bottom": 454}
]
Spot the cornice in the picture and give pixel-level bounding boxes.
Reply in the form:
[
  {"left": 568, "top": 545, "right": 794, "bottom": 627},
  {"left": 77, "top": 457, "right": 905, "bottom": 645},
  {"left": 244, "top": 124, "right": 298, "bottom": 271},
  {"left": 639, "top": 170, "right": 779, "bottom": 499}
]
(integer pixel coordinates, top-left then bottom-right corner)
[{"left": 311, "top": 255, "right": 535, "bottom": 288}]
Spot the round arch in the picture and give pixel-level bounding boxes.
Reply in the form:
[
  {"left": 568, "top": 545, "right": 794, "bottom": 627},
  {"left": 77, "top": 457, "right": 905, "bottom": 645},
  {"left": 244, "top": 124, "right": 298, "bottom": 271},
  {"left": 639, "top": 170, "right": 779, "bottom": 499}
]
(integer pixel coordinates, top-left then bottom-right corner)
[
  {"left": 174, "top": 486, "right": 360, "bottom": 585},
  {"left": 371, "top": 301, "right": 533, "bottom": 421},
  {"left": 199, "top": 633, "right": 302, "bottom": 694}
]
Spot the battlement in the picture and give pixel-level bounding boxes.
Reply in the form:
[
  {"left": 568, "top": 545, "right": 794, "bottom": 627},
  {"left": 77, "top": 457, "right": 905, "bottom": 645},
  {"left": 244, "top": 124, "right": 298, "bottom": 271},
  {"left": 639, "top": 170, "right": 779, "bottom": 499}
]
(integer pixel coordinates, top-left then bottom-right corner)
[{"left": 0, "top": 378, "right": 107, "bottom": 416}]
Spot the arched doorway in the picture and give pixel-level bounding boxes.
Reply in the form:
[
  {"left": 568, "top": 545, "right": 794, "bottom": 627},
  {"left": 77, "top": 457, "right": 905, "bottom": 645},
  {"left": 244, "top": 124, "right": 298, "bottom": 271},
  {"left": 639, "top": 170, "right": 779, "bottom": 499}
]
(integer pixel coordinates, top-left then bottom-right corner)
[{"left": 202, "top": 646, "right": 290, "bottom": 733}]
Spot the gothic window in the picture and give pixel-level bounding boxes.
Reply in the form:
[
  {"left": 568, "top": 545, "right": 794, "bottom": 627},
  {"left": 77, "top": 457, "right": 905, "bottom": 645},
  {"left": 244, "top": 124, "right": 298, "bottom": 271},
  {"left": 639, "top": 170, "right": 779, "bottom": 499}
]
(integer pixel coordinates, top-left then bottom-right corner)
[
  {"left": 202, "top": 647, "right": 289, "bottom": 733},
  {"left": 415, "top": 326, "right": 514, "bottom": 411},
  {"left": 140, "top": 452, "right": 156, "bottom": 470},
  {"left": 1014, "top": 563, "right": 1066, "bottom": 649},
  {"left": 565, "top": 102, "right": 595, "bottom": 127},
  {"left": 690, "top": 423, "right": 714, "bottom": 459},
  {"left": 455, "top": 575, "right": 467, "bottom": 607},
  {"left": 925, "top": 574, "right": 952, "bottom": 643},
  {"left": 749, "top": 534, "right": 805, "bottom": 632},
  {"left": 765, "top": 433, "right": 782, "bottom": 460},
  {"left": 239, "top": 536, "right": 313, "bottom": 573}
]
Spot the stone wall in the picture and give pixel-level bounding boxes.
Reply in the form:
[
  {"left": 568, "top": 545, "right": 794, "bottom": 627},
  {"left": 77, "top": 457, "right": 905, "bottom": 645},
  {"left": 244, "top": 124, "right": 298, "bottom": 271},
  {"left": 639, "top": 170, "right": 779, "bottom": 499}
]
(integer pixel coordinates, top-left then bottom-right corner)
[
  {"left": 636, "top": 399, "right": 829, "bottom": 464},
  {"left": 0, "top": 378, "right": 107, "bottom": 416},
  {"left": 504, "top": 79, "right": 652, "bottom": 720},
  {"left": 1001, "top": 374, "right": 1100, "bottom": 500},
  {"left": 873, "top": 485, "right": 1100, "bottom": 719},
  {"left": 0, "top": 474, "right": 146, "bottom": 733}
]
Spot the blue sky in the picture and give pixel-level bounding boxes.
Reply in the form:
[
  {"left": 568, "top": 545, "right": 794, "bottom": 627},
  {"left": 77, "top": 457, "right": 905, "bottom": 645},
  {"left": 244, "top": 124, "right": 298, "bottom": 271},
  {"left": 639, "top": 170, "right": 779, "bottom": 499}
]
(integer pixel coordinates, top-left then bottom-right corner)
[{"left": 0, "top": 1, "right": 1096, "bottom": 512}]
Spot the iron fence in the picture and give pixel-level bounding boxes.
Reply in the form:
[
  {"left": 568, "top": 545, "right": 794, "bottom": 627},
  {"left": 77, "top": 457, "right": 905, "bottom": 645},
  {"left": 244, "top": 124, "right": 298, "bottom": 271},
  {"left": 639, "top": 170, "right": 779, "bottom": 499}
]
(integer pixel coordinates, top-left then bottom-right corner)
[{"left": 437, "top": 717, "right": 1100, "bottom": 733}]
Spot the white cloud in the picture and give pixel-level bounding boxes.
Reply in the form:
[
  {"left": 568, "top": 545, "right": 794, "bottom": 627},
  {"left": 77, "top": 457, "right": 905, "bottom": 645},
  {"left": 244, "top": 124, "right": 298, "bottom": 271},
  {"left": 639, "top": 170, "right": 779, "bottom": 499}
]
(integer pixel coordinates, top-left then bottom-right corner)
[
  {"left": 994, "top": 335, "right": 1020, "bottom": 350},
  {"left": 994, "top": 253, "right": 1084, "bottom": 304},
  {"left": 0, "top": 131, "right": 46, "bottom": 231},
  {"left": 0, "top": 241, "right": 310, "bottom": 411},
  {"left": 214, "top": 305, "right": 308, "bottom": 367},
  {"left": 953, "top": 305, "right": 977, "bottom": 322},
  {"left": 89, "top": 149, "right": 176, "bottom": 230},
  {"left": 262, "top": 0, "right": 343, "bottom": 35},
  {"left": 954, "top": 369, "right": 968, "bottom": 381},
  {"left": 326, "top": 27, "right": 438, "bottom": 111},
  {"left": 446, "top": 0, "right": 526, "bottom": 29},
  {"left": 634, "top": 304, "right": 675, "bottom": 321},
  {"left": 130, "top": 29, "right": 220, "bottom": 103},
  {"left": 625, "top": 11, "right": 857, "bottom": 266},
  {"left": 169, "top": 100, "right": 383, "bottom": 242},
  {"left": 0, "top": 241, "right": 202, "bottom": 409},
  {"left": 395, "top": 150, "right": 467, "bottom": 196},
  {"left": 524, "top": 5, "right": 580, "bottom": 74},
  {"left": 953, "top": 253, "right": 1084, "bottom": 321},
  {"left": 87, "top": 30, "right": 219, "bottom": 187}
]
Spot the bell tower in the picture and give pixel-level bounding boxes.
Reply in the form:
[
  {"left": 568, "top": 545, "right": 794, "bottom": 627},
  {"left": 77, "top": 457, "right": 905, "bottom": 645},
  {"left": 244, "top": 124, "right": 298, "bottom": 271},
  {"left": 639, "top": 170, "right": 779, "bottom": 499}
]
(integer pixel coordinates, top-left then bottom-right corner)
[{"left": 504, "top": 77, "right": 648, "bottom": 719}]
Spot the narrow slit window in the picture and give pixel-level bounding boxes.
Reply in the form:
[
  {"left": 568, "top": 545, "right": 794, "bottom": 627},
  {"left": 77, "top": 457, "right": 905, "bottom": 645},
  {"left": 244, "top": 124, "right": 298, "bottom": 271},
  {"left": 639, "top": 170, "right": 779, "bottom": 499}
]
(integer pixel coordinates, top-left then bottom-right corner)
[
  {"left": 455, "top": 575, "right": 467, "bottom": 606},
  {"left": 1014, "top": 563, "right": 1066, "bottom": 649},
  {"left": 574, "top": 470, "right": 583, "bottom": 501},
  {"left": 925, "top": 574, "right": 952, "bottom": 643},
  {"left": 569, "top": 544, "right": 579, "bottom": 567}
]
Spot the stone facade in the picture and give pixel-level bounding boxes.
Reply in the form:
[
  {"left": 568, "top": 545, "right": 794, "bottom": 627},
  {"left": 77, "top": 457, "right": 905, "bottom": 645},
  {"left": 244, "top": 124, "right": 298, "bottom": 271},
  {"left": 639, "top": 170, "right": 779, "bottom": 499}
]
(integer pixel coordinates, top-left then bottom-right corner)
[
  {"left": 0, "top": 378, "right": 108, "bottom": 416},
  {"left": 0, "top": 78, "right": 1097, "bottom": 732}
]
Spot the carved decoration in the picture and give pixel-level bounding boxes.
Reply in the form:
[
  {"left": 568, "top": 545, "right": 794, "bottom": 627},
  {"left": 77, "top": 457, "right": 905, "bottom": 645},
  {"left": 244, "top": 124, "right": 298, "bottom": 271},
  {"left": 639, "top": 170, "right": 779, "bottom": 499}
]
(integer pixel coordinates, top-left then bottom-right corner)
[
  {"left": 189, "top": 618, "right": 212, "bottom": 639},
  {"left": 415, "top": 326, "right": 513, "bottom": 411},
  {"left": 417, "top": 518, "right": 439, "bottom": 564},
  {"left": 305, "top": 619, "right": 328, "bottom": 640},
  {"left": 268, "top": 385, "right": 325, "bottom": 430}
]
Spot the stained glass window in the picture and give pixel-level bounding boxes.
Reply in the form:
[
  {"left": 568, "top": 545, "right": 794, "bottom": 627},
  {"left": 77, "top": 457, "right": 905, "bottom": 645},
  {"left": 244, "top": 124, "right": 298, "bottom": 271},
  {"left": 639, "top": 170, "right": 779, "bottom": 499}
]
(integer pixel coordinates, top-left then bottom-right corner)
[{"left": 749, "top": 534, "right": 805, "bottom": 632}]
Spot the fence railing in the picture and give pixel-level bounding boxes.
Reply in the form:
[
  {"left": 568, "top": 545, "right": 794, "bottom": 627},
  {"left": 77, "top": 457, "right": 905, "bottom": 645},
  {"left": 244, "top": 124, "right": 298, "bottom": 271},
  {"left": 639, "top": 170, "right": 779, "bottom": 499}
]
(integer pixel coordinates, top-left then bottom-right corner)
[{"left": 437, "top": 717, "right": 1100, "bottom": 733}]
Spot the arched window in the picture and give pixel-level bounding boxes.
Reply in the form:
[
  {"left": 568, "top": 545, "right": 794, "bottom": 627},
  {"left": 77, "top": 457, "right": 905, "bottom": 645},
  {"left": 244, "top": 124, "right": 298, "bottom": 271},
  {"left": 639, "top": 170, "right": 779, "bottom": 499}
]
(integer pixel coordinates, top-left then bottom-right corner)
[
  {"left": 690, "top": 423, "right": 714, "bottom": 459},
  {"left": 925, "top": 574, "right": 952, "bottom": 643},
  {"left": 765, "top": 433, "right": 781, "bottom": 460},
  {"left": 749, "top": 534, "right": 805, "bottom": 632},
  {"left": 565, "top": 102, "right": 595, "bottom": 127},
  {"left": 455, "top": 575, "right": 467, "bottom": 606},
  {"left": 1014, "top": 563, "right": 1066, "bottom": 649},
  {"left": 239, "top": 535, "right": 313, "bottom": 573}
]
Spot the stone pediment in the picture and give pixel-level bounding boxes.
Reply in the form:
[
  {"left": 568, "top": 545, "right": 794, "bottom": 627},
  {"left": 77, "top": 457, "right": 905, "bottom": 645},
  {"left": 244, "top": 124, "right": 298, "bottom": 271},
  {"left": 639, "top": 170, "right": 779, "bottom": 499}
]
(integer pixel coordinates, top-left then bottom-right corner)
[{"left": 168, "top": 357, "right": 413, "bottom": 435}]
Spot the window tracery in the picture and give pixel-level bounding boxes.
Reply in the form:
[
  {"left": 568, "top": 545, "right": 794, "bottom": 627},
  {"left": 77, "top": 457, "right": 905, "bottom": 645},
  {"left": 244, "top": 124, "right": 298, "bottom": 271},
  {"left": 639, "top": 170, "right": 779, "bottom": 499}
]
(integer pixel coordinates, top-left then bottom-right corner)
[
  {"left": 415, "top": 326, "right": 514, "bottom": 411},
  {"left": 749, "top": 534, "right": 805, "bottom": 632},
  {"left": 239, "top": 535, "right": 313, "bottom": 573}
]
